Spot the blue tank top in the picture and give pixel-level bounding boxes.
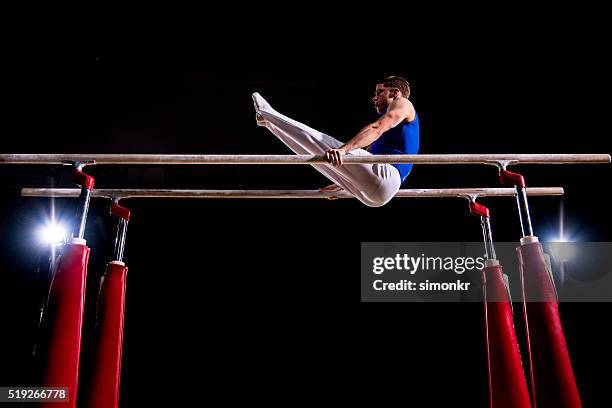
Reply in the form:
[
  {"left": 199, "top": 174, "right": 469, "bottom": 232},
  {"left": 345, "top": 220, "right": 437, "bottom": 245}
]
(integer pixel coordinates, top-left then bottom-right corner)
[{"left": 368, "top": 112, "right": 419, "bottom": 182}]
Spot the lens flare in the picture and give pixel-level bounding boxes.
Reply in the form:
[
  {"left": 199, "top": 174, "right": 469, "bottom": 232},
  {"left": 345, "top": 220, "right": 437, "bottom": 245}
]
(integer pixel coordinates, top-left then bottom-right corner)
[{"left": 38, "top": 223, "right": 66, "bottom": 246}]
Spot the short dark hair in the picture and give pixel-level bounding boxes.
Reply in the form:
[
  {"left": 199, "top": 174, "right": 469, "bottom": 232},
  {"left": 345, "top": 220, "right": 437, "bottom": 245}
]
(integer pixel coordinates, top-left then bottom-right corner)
[{"left": 377, "top": 76, "right": 411, "bottom": 98}]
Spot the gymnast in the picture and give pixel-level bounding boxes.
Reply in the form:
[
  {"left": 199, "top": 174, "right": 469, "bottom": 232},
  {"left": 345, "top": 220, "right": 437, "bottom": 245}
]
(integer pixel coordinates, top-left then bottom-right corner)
[{"left": 253, "top": 76, "right": 419, "bottom": 207}]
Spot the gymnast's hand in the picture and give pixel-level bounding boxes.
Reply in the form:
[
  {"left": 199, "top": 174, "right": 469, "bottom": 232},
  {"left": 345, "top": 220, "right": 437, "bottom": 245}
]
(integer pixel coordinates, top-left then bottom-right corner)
[{"left": 325, "top": 147, "right": 347, "bottom": 166}]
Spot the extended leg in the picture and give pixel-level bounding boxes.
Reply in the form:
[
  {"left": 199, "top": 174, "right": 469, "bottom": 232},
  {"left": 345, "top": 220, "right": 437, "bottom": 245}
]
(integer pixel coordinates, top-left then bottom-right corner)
[{"left": 253, "top": 93, "right": 400, "bottom": 207}]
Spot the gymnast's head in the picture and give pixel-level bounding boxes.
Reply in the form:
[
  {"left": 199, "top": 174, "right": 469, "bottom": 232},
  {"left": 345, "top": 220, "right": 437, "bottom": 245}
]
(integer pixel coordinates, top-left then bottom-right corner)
[{"left": 372, "top": 76, "right": 411, "bottom": 114}]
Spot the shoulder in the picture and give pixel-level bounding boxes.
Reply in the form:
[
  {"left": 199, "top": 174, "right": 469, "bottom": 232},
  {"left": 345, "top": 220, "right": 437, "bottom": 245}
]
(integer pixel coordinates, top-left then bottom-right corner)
[{"left": 390, "top": 97, "right": 416, "bottom": 122}]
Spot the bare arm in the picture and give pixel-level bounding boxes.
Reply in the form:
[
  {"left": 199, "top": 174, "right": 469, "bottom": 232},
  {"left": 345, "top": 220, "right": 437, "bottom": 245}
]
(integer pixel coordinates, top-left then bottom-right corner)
[
  {"left": 343, "top": 98, "right": 414, "bottom": 152},
  {"left": 324, "top": 98, "right": 414, "bottom": 166}
]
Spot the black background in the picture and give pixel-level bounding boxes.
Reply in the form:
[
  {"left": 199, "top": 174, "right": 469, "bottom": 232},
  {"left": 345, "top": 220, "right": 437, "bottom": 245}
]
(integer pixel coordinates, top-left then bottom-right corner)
[{"left": 1, "top": 10, "right": 611, "bottom": 406}]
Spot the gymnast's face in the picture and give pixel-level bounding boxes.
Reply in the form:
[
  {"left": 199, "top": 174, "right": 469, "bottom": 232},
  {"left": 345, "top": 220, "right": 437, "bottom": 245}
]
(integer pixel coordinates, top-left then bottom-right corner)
[{"left": 372, "top": 84, "right": 395, "bottom": 113}]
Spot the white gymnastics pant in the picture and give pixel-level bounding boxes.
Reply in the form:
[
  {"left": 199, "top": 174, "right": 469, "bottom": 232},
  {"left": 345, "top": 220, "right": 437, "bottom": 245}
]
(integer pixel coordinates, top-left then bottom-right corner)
[{"left": 252, "top": 93, "right": 401, "bottom": 207}]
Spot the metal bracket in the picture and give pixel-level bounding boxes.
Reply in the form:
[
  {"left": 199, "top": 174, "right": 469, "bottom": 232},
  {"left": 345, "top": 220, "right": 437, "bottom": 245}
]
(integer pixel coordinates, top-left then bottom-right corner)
[{"left": 61, "top": 160, "right": 96, "bottom": 170}]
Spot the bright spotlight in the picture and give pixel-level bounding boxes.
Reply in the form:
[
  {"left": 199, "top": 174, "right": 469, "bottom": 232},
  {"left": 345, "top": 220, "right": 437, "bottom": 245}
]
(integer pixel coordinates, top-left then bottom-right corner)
[
  {"left": 38, "top": 223, "right": 67, "bottom": 246},
  {"left": 546, "top": 235, "right": 571, "bottom": 243},
  {"left": 546, "top": 241, "right": 576, "bottom": 263}
]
